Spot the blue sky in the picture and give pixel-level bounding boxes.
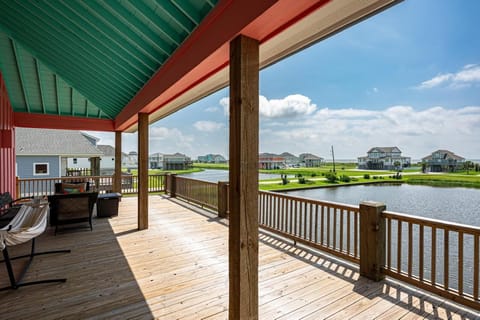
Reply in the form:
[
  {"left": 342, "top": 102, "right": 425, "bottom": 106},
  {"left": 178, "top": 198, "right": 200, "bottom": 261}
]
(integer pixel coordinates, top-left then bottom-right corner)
[{"left": 90, "top": 0, "right": 480, "bottom": 160}]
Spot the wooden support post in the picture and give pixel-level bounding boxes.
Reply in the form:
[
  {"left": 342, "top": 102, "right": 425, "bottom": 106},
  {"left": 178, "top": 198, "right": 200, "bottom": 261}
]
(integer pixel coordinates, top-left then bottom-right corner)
[
  {"left": 113, "top": 131, "right": 122, "bottom": 193},
  {"left": 217, "top": 181, "right": 229, "bottom": 218},
  {"left": 168, "top": 174, "right": 177, "bottom": 198},
  {"left": 138, "top": 113, "right": 149, "bottom": 230},
  {"left": 228, "top": 34, "right": 259, "bottom": 320},
  {"left": 359, "top": 201, "right": 386, "bottom": 281}
]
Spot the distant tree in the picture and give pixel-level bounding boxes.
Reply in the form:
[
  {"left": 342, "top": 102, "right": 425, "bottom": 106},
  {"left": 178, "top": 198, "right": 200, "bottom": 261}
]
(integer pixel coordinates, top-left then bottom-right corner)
[
  {"left": 464, "top": 161, "right": 474, "bottom": 174},
  {"left": 393, "top": 161, "right": 401, "bottom": 171}
]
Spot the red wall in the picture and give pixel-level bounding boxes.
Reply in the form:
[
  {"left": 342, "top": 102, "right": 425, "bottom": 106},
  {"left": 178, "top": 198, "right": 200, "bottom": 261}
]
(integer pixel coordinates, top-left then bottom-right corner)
[{"left": 0, "top": 72, "right": 16, "bottom": 198}]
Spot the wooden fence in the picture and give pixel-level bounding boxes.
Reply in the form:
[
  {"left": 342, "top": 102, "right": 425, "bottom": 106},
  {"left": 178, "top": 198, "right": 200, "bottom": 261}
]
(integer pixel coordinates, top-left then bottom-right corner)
[
  {"left": 16, "top": 174, "right": 166, "bottom": 197},
  {"left": 258, "top": 191, "right": 360, "bottom": 263},
  {"left": 165, "top": 175, "right": 479, "bottom": 311},
  {"left": 383, "top": 211, "right": 480, "bottom": 310}
]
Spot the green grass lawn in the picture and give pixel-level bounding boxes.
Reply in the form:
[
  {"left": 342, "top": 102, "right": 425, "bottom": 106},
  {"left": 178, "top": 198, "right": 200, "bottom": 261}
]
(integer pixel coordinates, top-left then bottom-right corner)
[
  {"left": 260, "top": 176, "right": 403, "bottom": 191},
  {"left": 404, "top": 174, "right": 480, "bottom": 188}
]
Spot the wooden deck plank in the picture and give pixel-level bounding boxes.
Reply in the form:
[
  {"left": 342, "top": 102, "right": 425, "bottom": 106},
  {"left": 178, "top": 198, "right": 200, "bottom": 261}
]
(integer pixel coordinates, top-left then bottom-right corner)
[{"left": 0, "top": 196, "right": 477, "bottom": 320}]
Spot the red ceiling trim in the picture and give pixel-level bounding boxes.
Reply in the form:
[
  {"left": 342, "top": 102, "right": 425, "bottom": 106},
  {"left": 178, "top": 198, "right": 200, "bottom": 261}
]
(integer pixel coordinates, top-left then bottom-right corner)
[
  {"left": 115, "top": 0, "right": 332, "bottom": 131},
  {"left": 115, "top": 0, "right": 278, "bottom": 131},
  {"left": 14, "top": 112, "right": 115, "bottom": 132}
]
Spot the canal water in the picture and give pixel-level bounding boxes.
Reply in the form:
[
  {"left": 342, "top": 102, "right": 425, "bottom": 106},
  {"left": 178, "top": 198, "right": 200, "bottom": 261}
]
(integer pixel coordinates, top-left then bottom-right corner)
[
  {"left": 286, "top": 184, "right": 480, "bottom": 295},
  {"left": 180, "top": 169, "right": 291, "bottom": 182}
]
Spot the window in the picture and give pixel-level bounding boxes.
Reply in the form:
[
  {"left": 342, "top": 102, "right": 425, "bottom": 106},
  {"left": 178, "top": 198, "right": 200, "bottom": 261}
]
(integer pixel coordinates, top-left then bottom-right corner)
[
  {"left": 33, "top": 163, "right": 49, "bottom": 175},
  {"left": 73, "top": 158, "right": 77, "bottom": 164}
]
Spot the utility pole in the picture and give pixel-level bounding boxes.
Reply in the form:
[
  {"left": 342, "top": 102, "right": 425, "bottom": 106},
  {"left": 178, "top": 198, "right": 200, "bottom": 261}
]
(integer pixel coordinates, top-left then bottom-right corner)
[{"left": 331, "top": 145, "right": 336, "bottom": 173}]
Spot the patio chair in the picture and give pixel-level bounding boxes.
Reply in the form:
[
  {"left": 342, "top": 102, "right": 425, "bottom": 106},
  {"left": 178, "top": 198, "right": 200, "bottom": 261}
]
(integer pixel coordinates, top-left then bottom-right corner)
[
  {"left": 0, "top": 203, "right": 70, "bottom": 290},
  {"left": 48, "top": 192, "right": 99, "bottom": 234}
]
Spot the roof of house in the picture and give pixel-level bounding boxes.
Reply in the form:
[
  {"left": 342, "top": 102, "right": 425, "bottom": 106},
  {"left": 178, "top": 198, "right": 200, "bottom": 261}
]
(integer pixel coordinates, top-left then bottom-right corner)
[
  {"left": 15, "top": 128, "right": 103, "bottom": 157},
  {"left": 367, "top": 147, "right": 401, "bottom": 154},
  {"left": 97, "top": 145, "right": 115, "bottom": 157},
  {"left": 422, "top": 150, "right": 465, "bottom": 161},
  {"left": 299, "top": 153, "right": 323, "bottom": 160},
  {"left": 280, "top": 152, "right": 297, "bottom": 158}
]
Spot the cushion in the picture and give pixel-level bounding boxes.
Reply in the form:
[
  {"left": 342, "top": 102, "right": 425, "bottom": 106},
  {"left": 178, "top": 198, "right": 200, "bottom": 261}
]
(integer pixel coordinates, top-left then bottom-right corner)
[{"left": 61, "top": 183, "right": 87, "bottom": 194}]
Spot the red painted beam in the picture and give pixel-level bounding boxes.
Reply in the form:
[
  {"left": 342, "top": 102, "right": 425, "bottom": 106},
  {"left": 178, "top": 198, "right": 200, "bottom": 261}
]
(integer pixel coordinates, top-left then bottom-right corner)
[
  {"left": 14, "top": 112, "right": 115, "bottom": 132},
  {"left": 114, "top": 0, "right": 330, "bottom": 131}
]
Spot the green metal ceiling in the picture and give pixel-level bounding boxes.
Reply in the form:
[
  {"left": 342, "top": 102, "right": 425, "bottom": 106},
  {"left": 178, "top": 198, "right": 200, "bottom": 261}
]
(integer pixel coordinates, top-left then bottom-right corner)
[{"left": 0, "top": 0, "right": 218, "bottom": 120}]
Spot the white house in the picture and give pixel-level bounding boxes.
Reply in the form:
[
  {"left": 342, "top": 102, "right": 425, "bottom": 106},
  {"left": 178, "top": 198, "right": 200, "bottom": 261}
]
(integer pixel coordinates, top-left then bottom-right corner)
[{"left": 358, "top": 147, "right": 411, "bottom": 170}]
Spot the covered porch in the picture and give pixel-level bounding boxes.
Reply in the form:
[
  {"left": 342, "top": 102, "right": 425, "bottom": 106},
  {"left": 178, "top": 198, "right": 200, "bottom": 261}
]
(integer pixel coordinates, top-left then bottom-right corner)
[{"left": 1, "top": 195, "right": 476, "bottom": 319}]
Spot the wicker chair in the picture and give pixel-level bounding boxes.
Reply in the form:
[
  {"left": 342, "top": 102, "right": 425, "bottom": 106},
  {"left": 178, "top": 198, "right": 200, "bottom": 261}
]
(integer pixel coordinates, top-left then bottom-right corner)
[{"left": 48, "top": 192, "right": 99, "bottom": 234}]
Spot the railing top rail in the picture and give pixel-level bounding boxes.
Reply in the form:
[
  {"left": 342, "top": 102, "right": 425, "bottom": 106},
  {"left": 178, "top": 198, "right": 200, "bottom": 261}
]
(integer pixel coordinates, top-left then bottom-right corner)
[
  {"left": 259, "top": 190, "right": 360, "bottom": 212},
  {"left": 383, "top": 210, "right": 480, "bottom": 235},
  {"left": 175, "top": 175, "right": 218, "bottom": 186},
  {"left": 18, "top": 173, "right": 167, "bottom": 182}
]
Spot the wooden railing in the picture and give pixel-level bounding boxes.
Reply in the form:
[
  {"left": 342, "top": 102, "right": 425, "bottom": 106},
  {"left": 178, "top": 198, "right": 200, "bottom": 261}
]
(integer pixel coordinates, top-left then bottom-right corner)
[
  {"left": 258, "top": 191, "right": 360, "bottom": 263},
  {"left": 17, "top": 174, "right": 166, "bottom": 197},
  {"left": 164, "top": 175, "right": 480, "bottom": 311},
  {"left": 383, "top": 211, "right": 480, "bottom": 310},
  {"left": 173, "top": 176, "right": 219, "bottom": 211}
]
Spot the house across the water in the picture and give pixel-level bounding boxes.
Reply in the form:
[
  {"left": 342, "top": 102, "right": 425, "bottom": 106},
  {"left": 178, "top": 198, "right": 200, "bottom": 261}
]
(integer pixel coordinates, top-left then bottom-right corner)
[
  {"left": 422, "top": 149, "right": 465, "bottom": 172},
  {"left": 357, "top": 147, "right": 411, "bottom": 170}
]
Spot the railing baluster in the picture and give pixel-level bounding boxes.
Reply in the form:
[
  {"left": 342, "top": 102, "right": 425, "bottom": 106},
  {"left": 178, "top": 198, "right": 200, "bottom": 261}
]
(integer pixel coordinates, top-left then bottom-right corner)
[
  {"left": 458, "top": 231, "right": 463, "bottom": 295},
  {"left": 314, "top": 204, "right": 318, "bottom": 243},
  {"left": 408, "top": 222, "right": 413, "bottom": 277},
  {"left": 474, "top": 234, "right": 479, "bottom": 300},
  {"left": 321, "top": 205, "right": 325, "bottom": 245},
  {"left": 432, "top": 226, "right": 437, "bottom": 285},
  {"left": 289, "top": 199, "right": 293, "bottom": 235},
  {"left": 340, "top": 209, "right": 344, "bottom": 253},
  {"left": 326, "top": 206, "right": 330, "bottom": 248},
  {"left": 354, "top": 211, "right": 358, "bottom": 258},
  {"left": 397, "top": 220, "right": 402, "bottom": 272},
  {"left": 387, "top": 217, "right": 392, "bottom": 270},
  {"left": 347, "top": 210, "right": 351, "bottom": 256},
  {"left": 444, "top": 229, "right": 449, "bottom": 290},
  {"left": 419, "top": 224, "right": 424, "bottom": 281},
  {"left": 309, "top": 203, "right": 313, "bottom": 241}
]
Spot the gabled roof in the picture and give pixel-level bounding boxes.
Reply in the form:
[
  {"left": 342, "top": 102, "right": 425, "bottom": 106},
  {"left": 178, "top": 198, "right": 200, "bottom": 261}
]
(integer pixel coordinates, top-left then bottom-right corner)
[
  {"left": 0, "top": 0, "right": 402, "bottom": 132},
  {"left": 367, "top": 147, "right": 401, "bottom": 154},
  {"left": 15, "top": 128, "right": 102, "bottom": 156},
  {"left": 97, "top": 145, "right": 115, "bottom": 157},
  {"left": 422, "top": 150, "right": 465, "bottom": 161},
  {"left": 299, "top": 153, "right": 323, "bottom": 160},
  {"left": 0, "top": 0, "right": 217, "bottom": 121}
]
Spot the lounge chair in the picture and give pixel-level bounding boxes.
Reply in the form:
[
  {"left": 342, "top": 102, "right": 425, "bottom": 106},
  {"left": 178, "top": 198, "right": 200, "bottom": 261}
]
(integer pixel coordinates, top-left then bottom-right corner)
[{"left": 0, "top": 203, "right": 70, "bottom": 290}]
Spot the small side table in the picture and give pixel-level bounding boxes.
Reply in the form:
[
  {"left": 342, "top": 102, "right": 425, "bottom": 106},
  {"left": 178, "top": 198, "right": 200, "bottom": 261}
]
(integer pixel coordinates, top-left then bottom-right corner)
[{"left": 96, "top": 193, "right": 122, "bottom": 218}]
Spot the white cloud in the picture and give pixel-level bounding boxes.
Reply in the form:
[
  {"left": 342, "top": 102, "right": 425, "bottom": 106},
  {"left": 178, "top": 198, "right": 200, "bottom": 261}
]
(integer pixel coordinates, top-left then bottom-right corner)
[
  {"left": 219, "top": 94, "right": 317, "bottom": 119},
  {"left": 150, "top": 127, "right": 194, "bottom": 151},
  {"left": 259, "top": 94, "right": 316, "bottom": 118},
  {"left": 193, "top": 120, "right": 225, "bottom": 132},
  {"left": 417, "top": 64, "right": 480, "bottom": 89},
  {"left": 205, "top": 106, "right": 219, "bottom": 113},
  {"left": 261, "top": 105, "right": 480, "bottom": 159}
]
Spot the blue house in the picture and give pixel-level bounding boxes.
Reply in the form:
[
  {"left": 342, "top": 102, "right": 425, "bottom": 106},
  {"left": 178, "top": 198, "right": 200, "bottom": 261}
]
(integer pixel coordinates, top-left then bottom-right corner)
[{"left": 15, "top": 128, "right": 102, "bottom": 179}]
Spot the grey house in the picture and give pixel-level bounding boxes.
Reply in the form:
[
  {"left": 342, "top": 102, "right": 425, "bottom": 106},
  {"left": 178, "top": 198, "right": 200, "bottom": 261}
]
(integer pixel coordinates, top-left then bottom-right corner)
[
  {"left": 16, "top": 128, "right": 103, "bottom": 179},
  {"left": 422, "top": 150, "right": 465, "bottom": 172}
]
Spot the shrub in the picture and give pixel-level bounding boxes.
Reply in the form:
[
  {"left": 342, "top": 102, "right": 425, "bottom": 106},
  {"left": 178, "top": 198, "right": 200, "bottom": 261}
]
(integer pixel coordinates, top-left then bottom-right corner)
[
  {"left": 281, "top": 174, "right": 289, "bottom": 185},
  {"left": 340, "top": 174, "right": 350, "bottom": 182},
  {"left": 325, "top": 172, "right": 337, "bottom": 183},
  {"left": 311, "top": 173, "right": 317, "bottom": 177},
  {"left": 298, "top": 177, "right": 306, "bottom": 184},
  {"left": 373, "top": 176, "right": 378, "bottom": 180},
  {"left": 364, "top": 174, "right": 370, "bottom": 179}
]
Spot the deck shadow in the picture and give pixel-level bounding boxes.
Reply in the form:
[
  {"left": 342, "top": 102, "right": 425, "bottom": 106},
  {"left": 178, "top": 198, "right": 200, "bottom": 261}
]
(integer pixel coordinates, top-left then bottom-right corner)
[{"left": 0, "top": 215, "right": 154, "bottom": 319}]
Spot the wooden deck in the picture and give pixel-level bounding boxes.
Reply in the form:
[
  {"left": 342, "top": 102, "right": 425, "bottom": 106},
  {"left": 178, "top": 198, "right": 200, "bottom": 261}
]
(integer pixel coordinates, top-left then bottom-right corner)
[{"left": 1, "top": 195, "right": 478, "bottom": 319}]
